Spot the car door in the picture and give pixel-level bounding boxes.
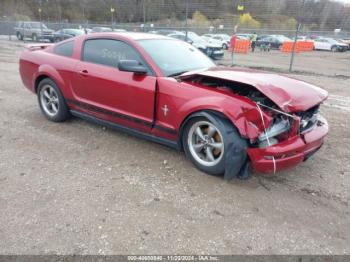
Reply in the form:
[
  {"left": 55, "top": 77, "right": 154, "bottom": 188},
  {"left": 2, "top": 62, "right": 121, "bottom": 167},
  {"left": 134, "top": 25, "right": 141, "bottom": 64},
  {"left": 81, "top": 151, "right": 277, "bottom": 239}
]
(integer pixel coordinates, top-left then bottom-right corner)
[
  {"left": 313, "top": 39, "right": 321, "bottom": 49},
  {"left": 324, "top": 39, "right": 333, "bottom": 50},
  {"left": 71, "top": 38, "right": 157, "bottom": 133},
  {"left": 316, "top": 39, "right": 327, "bottom": 50}
]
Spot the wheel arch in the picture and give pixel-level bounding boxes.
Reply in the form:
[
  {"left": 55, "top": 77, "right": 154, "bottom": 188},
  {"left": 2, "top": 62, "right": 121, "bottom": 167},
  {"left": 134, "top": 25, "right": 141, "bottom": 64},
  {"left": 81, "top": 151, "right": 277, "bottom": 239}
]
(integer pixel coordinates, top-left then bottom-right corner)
[
  {"left": 34, "top": 74, "right": 50, "bottom": 93},
  {"left": 178, "top": 109, "right": 251, "bottom": 180},
  {"left": 177, "top": 109, "right": 242, "bottom": 151},
  {"left": 33, "top": 65, "right": 66, "bottom": 94}
]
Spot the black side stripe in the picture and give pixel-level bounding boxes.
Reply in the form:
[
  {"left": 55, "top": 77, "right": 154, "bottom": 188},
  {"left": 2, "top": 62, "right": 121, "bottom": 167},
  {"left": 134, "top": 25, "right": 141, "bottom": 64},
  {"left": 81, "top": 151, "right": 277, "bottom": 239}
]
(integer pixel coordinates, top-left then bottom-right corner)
[{"left": 66, "top": 98, "right": 177, "bottom": 135}]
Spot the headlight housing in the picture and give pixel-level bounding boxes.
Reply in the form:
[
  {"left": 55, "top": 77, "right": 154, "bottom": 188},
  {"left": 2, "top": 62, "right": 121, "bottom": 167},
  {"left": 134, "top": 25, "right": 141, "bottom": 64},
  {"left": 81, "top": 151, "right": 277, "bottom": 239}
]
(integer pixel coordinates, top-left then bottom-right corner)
[{"left": 258, "top": 116, "right": 290, "bottom": 148}]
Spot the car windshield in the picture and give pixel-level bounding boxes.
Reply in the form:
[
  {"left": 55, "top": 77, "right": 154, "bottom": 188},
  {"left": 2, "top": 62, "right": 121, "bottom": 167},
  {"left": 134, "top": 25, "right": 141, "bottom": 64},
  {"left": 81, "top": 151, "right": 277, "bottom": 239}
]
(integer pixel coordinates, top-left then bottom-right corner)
[{"left": 138, "top": 39, "right": 215, "bottom": 77}]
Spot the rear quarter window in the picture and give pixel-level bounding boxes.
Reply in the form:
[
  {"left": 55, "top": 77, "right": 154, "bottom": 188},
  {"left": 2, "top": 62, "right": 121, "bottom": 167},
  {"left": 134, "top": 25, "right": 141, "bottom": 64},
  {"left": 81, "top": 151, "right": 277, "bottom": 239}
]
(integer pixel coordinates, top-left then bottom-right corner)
[{"left": 54, "top": 41, "right": 74, "bottom": 57}]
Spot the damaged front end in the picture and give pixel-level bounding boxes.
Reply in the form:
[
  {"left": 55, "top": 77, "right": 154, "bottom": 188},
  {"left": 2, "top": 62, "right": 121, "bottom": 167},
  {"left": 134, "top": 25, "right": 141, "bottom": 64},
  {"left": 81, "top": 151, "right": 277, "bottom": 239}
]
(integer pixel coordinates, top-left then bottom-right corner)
[{"left": 181, "top": 69, "right": 328, "bottom": 178}]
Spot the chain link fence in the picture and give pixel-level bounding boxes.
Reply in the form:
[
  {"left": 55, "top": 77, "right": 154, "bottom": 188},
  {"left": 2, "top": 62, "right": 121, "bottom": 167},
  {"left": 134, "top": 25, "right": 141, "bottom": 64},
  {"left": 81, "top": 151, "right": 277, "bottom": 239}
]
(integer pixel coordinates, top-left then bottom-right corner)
[{"left": 0, "top": 0, "right": 349, "bottom": 76}]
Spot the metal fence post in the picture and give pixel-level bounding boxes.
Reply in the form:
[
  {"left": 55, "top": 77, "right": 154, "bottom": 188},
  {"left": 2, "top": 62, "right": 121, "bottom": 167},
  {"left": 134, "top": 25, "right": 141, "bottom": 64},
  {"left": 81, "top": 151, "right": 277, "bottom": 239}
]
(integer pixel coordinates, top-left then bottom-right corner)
[
  {"left": 289, "top": 0, "right": 306, "bottom": 72},
  {"left": 289, "top": 23, "right": 301, "bottom": 72},
  {"left": 185, "top": 0, "right": 189, "bottom": 41}
]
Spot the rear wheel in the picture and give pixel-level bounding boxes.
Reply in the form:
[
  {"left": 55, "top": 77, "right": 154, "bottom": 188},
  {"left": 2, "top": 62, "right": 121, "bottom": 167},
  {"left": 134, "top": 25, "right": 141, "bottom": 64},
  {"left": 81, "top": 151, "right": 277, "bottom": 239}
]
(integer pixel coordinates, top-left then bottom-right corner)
[{"left": 37, "top": 78, "right": 70, "bottom": 122}]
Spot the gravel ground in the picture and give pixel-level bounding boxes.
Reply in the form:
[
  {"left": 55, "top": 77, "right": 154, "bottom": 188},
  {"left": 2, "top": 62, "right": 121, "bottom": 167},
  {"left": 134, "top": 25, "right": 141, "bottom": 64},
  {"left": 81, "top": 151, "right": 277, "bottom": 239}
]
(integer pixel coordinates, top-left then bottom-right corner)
[{"left": 0, "top": 39, "right": 350, "bottom": 255}]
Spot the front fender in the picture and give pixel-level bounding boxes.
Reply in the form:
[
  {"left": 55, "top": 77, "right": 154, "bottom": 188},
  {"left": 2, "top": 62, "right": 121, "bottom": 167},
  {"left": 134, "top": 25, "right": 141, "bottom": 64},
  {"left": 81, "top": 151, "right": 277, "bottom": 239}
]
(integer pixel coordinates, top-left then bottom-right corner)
[{"left": 177, "top": 96, "right": 271, "bottom": 140}]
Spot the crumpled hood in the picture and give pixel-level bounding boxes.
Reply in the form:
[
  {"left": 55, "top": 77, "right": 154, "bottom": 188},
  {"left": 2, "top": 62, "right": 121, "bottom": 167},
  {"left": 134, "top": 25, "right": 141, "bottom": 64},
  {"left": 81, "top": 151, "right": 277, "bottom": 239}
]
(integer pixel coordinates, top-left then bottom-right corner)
[{"left": 181, "top": 67, "right": 328, "bottom": 112}]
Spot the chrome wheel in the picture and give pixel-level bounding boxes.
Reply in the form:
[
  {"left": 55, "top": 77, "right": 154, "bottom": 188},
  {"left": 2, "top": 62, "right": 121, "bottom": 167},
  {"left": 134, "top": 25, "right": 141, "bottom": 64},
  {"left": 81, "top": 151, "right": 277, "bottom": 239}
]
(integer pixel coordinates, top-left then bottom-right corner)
[
  {"left": 39, "top": 85, "right": 59, "bottom": 117},
  {"left": 187, "top": 121, "right": 224, "bottom": 167}
]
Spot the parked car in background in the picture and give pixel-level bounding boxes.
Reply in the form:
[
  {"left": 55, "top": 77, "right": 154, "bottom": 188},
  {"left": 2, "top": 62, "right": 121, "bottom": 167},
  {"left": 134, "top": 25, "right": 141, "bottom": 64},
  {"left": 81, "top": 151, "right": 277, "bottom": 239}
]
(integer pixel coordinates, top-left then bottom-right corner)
[
  {"left": 113, "top": 29, "right": 127, "bottom": 32},
  {"left": 294, "top": 36, "right": 313, "bottom": 41},
  {"left": 91, "top": 27, "right": 113, "bottom": 33},
  {"left": 201, "top": 34, "right": 215, "bottom": 41},
  {"left": 15, "top": 21, "right": 54, "bottom": 42},
  {"left": 169, "top": 32, "right": 223, "bottom": 60},
  {"left": 53, "top": 29, "right": 85, "bottom": 42},
  {"left": 167, "top": 33, "right": 192, "bottom": 43},
  {"left": 313, "top": 38, "right": 348, "bottom": 52},
  {"left": 210, "top": 34, "right": 231, "bottom": 49},
  {"left": 339, "top": 38, "right": 350, "bottom": 50},
  {"left": 152, "top": 29, "right": 179, "bottom": 36},
  {"left": 256, "top": 35, "right": 291, "bottom": 49},
  {"left": 236, "top": 33, "right": 253, "bottom": 40},
  {"left": 188, "top": 32, "right": 223, "bottom": 59},
  {"left": 18, "top": 32, "right": 329, "bottom": 179}
]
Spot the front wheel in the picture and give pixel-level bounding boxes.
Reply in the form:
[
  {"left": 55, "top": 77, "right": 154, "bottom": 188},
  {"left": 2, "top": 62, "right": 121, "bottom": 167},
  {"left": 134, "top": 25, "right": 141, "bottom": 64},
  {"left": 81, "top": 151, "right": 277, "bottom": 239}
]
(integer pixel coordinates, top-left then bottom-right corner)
[
  {"left": 331, "top": 46, "right": 337, "bottom": 52},
  {"left": 182, "top": 116, "right": 226, "bottom": 175},
  {"left": 222, "top": 43, "right": 228, "bottom": 50},
  {"left": 16, "top": 32, "right": 23, "bottom": 41},
  {"left": 182, "top": 114, "right": 248, "bottom": 177},
  {"left": 37, "top": 78, "right": 70, "bottom": 122}
]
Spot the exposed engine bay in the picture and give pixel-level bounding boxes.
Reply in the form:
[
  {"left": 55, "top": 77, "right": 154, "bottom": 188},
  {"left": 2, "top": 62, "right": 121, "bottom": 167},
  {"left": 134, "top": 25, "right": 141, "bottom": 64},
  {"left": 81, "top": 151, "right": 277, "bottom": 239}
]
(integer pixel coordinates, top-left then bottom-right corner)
[
  {"left": 187, "top": 75, "right": 278, "bottom": 109},
  {"left": 186, "top": 75, "right": 321, "bottom": 149}
]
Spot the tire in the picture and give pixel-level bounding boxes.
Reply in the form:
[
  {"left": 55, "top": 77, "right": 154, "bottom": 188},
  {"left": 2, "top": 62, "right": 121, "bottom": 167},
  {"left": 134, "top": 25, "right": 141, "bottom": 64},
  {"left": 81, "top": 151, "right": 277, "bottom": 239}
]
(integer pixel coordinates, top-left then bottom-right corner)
[
  {"left": 32, "top": 33, "right": 38, "bottom": 42},
  {"left": 331, "top": 46, "right": 337, "bottom": 52},
  {"left": 16, "top": 32, "right": 23, "bottom": 41},
  {"left": 222, "top": 43, "right": 228, "bottom": 50},
  {"left": 37, "top": 78, "right": 70, "bottom": 122},
  {"left": 182, "top": 115, "right": 246, "bottom": 176}
]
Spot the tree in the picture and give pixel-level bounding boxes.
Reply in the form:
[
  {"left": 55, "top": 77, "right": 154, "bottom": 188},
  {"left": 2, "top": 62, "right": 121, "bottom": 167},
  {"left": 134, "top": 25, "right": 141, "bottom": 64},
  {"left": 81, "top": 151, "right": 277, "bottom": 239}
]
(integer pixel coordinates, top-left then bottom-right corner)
[{"left": 239, "top": 13, "right": 260, "bottom": 29}]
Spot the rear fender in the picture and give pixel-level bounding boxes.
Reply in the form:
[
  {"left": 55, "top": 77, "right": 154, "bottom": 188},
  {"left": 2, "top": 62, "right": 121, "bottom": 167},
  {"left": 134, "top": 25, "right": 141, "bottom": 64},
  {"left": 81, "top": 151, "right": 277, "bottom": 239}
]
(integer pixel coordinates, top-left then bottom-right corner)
[{"left": 33, "top": 64, "right": 65, "bottom": 94}]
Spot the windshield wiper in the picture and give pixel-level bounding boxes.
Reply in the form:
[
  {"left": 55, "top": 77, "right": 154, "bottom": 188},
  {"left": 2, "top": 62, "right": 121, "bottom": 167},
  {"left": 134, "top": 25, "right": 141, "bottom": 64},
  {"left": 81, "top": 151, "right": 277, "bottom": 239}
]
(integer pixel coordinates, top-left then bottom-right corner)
[{"left": 167, "top": 71, "right": 188, "bottom": 78}]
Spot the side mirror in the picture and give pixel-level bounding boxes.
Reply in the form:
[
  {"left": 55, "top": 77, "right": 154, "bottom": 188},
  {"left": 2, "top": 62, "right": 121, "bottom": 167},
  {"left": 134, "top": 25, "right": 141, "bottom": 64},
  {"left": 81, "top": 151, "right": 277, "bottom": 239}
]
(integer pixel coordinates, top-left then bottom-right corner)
[
  {"left": 118, "top": 60, "right": 147, "bottom": 75},
  {"left": 186, "top": 39, "right": 193, "bottom": 44}
]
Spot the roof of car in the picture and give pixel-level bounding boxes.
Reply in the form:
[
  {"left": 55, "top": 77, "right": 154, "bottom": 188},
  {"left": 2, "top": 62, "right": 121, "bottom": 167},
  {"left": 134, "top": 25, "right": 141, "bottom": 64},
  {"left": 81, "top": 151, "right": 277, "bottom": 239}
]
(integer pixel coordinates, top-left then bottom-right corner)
[{"left": 88, "top": 32, "right": 173, "bottom": 40}]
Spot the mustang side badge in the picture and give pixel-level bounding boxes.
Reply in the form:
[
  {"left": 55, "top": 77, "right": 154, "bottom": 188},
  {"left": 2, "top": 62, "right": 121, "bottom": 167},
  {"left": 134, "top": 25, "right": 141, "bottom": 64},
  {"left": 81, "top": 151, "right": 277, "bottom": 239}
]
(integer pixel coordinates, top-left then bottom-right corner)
[{"left": 162, "top": 105, "right": 169, "bottom": 116}]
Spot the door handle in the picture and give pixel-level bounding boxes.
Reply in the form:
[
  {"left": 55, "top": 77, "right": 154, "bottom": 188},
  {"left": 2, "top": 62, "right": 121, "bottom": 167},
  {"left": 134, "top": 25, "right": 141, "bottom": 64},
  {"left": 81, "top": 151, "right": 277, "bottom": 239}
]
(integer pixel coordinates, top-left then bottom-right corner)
[{"left": 79, "top": 69, "right": 89, "bottom": 76}]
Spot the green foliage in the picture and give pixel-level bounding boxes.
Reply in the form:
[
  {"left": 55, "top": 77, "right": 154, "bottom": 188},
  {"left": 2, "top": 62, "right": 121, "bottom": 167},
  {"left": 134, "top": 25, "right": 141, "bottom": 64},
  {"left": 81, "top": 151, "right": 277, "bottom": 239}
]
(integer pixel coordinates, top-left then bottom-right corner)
[
  {"left": 191, "top": 10, "right": 210, "bottom": 26},
  {"left": 239, "top": 13, "right": 261, "bottom": 29},
  {"left": 192, "top": 10, "right": 208, "bottom": 24},
  {"left": 12, "top": 14, "right": 31, "bottom": 21},
  {"left": 286, "top": 17, "right": 297, "bottom": 30}
]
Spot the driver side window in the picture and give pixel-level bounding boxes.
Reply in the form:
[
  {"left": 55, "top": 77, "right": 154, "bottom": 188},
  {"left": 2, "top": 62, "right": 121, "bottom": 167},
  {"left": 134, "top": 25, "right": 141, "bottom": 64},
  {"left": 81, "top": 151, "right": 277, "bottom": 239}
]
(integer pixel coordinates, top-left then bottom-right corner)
[{"left": 82, "top": 39, "right": 143, "bottom": 68}]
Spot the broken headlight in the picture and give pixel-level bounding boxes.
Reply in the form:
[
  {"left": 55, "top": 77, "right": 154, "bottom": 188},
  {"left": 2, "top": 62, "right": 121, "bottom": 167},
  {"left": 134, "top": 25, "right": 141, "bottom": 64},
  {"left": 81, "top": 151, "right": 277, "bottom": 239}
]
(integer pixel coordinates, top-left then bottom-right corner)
[{"left": 258, "top": 116, "right": 290, "bottom": 148}]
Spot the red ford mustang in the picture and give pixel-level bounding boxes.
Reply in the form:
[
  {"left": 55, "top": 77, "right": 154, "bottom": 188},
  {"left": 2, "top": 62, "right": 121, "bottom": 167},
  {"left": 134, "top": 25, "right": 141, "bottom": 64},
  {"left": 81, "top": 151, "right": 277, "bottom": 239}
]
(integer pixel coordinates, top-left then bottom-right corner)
[{"left": 19, "top": 32, "right": 328, "bottom": 179}]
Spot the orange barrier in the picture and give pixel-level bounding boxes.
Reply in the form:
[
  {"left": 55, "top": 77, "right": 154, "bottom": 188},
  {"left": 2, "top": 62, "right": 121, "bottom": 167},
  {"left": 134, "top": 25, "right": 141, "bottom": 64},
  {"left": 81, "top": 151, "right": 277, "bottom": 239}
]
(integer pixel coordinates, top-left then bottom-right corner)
[
  {"left": 229, "top": 39, "right": 251, "bottom": 54},
  {"left": 281, "top": 41, "right": 314, "bottom": 53},
  {"left": 298, "top": 41, "right": 314, "bottom": 51},
  {"left": 281, "top": 41, "right": 300, "bottom": 53}
]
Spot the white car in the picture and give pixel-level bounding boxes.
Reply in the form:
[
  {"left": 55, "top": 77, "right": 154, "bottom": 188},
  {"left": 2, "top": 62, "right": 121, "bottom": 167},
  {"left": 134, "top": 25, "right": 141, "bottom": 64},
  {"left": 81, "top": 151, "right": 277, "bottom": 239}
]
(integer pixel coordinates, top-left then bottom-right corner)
[
  {"left": 202, "top": 34, "right": 230, "bottom": 49},
  {"left": 169, "top": 32, "right": 224, "bottom": 59},
  {"left": 313, "top": 38, "right": 348, "bottom": 52}
]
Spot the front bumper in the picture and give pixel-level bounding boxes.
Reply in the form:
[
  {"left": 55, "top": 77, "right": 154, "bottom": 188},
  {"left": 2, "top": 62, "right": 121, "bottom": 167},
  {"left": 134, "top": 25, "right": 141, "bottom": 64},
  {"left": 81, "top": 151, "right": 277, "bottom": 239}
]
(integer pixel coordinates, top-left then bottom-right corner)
[
  {"left": 247, "top": 116, "right": 328, "bottom": 174},
  {"left": 336, "top": 45, "right": 347, "bottom": 52},
  {"left": 39, "top": 34, "right": 54, "bottom": 41},
  {"left": 209, "top": 50, "right": 224, "bottom": 59}
]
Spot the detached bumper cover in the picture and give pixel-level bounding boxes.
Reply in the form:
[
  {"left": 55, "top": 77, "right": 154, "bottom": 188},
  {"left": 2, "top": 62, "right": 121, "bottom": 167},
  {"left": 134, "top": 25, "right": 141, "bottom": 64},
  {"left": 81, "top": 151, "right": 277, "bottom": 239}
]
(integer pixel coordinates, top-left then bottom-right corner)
[{"left": 247, "top": 116, "right": 328, "bottom": 174}]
